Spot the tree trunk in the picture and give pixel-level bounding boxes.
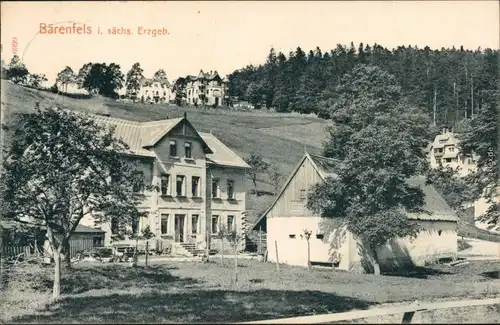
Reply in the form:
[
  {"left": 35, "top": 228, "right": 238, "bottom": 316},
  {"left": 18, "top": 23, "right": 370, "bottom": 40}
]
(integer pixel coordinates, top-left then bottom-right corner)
[
  {"left": 234, "top": 245, "right": 238, "bottom": 283},
  {"left": 62, "top": 239, "right": 71, "bottom": 269},
  {"left": 372, "top": 248, "right": 381, "bottom": 275},
  {"left": 145, "top": 240, "right": 149, "bottom": 267},
  {"left": 307, "top": 240, "right": 311, "bottom": 271},
  {"left": 220, "top": 236, "right": 224, "bottom": 265},
  {"left": 53, "top": 250, "right": 62, "bottom": 299}
]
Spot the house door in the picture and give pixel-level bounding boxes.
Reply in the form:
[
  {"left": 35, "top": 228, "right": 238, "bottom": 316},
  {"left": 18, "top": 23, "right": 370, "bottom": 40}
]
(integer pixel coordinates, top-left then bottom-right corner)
[
  {"left": 215, "top": 97, "right": 219, "bottom": 106},
  {"left": 174, "top": 214, "right": 185, "bottom": 242}
]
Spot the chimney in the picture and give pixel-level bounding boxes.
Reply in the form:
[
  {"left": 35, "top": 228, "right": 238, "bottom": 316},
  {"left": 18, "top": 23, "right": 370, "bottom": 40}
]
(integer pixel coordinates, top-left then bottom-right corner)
[
  {"left": 184, "top": 112, "right": 187, "bottom": 119},
  {"left": 442, "top": 127, "right": 447, "bottom": 134}
]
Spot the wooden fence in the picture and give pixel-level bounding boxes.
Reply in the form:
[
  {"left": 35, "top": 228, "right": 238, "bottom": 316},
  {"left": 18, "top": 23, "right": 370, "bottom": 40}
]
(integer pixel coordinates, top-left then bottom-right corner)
[
  {"left": 245, "top": 229, "right": 267, "bottom": 254},
  {"left": 458, "top": 229, "right": 500, "bottom": 243},
  {"left": 2, "top": 245, "right": 35, "bottom": 258}
]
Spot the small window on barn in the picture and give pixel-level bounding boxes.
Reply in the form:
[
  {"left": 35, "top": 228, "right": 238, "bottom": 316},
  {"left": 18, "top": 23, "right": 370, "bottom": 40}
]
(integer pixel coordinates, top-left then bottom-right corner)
[
  {"left": 316, "top": 234, "right": 324, "bottom": 240},
  {"left": 299, "top": 189, "right": 306, "bottom": 201},
  {"left": 438, "top": 230, "right": 442, "bottom": 236},
  {"left": 289, "top": 234, "right": 296, "bottom": 239}
]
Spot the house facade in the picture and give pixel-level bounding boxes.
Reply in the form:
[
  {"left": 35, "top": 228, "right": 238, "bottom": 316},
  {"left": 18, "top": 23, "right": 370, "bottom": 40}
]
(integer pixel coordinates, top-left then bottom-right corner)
[
  {"left": 429, "top": 128, "right": 476, "bottom": 177},
  {"left": 428, "top": 128, "right": 499, "bottom": 232},
  {"left": 127, "top": 78, "right": 173, "bottom": 103},
  {"left": 253, "top": 153, "right": 459, "bottom": 273},
  {"left": 79, "top": 112, "right": 250, "bottom": 254},
  {"left": 185, "top": 70, "right": 229, "bottom": 107}
]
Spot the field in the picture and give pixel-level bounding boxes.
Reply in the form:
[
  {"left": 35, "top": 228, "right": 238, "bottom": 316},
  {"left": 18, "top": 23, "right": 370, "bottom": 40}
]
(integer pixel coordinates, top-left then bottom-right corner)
[
  {"left": 0, "top": 81, "right": 329, "bottom": 224},
  {"left": 1, "top": 258, "right": 499, "bottom": 323}
]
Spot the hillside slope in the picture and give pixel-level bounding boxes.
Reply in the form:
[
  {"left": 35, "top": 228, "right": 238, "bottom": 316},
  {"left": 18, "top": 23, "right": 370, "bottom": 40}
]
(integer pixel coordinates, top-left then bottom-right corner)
[{"left": 0, "top": 81, "right": 329, "bottom": 224}]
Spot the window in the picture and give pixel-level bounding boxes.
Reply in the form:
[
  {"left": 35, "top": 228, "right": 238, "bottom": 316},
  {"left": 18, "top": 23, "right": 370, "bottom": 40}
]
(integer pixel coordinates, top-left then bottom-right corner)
[
  {"left": 176, "top": 175, "right": 185, "bottom": 196},
  {"left": 227, "top": 180, "right": 235, "bottom": 199},
  {"left": 111, "top": 217, "right": 119, "bottom": 235},
  {"left": 185, "top": 142, "right": 192, "bottom": 158},
  {"left": 161, "top": 214, "right": 169, "bottom": 235},
  {"left": 160, "top": 174, "right": 170, "bottom": 196},
  {"left": 93, "top": 236, "right": 103, "bottom": 247},
  {"left": 289, "top": 234, "right": 296, "bottom": 239},
  {"left": 192, "top": 176, "right": 200, "bottom": 197},
  {"left": 212, "top": 179, "right": 220, "bottom": 198},
  {"left": 445, "top": 158, "right": 452, "bottom": 163},
  {"left": 192, "top": 215, "right": 199, "bottom": 234},
  {"left": 131, "top": 217, "right": 138, "bottom": 235},
  {"left": 467, "top": 158, "right": 472, "bottom": 165},
  {"left": 212, "top": 215, "right": 219, "bottom": 234},
  {"left": 299, "top": 189, "right": 306, "bottom": 201},
  {"left": 132, "top": 171, "right": 145, "bottom": 193},
  {"left": 449, "top": 147, "right": 455, "bottom": 152},
  {"left": 436, "top": 158, "right": 442, "bottom": 164},
  {"left": 169, "top": 140, "right": 177, "bottom": 157},
  {"left": 227, "top": 215, "right": 234, "bottom": 231},
  {"left": 316, "top": 234, "right": 324, "bottom": 240}
]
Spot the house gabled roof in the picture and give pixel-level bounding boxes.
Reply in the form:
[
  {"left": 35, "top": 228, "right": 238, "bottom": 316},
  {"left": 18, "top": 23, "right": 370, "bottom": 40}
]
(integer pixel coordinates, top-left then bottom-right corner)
[
  {"left": 253, "top": 153, "right": 338, "bottom": 229},
  {"left": 90, "top": 114, "right": 213, "bottom": 155},
  {"left": 140, "top": 78, "right": 171, "bottom": 88},
  {"left": 253, "top": 153, "right": 458, "bottom": 230},
  {"left": 200, "top": 133, "right": 251, "bottom": 169},
  {"left": 86, "top": 113, "right": 255, "bottom": 168}
]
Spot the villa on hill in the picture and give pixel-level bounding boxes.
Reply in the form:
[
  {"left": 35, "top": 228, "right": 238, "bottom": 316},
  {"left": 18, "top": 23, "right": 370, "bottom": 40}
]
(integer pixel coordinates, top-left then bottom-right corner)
[
  {"left": 78, "top": 112, "right": 251, "bottom": 255},
  {"left": 253, "top": 153, "right": 459, "bottom": 273},
  {"left": 428, "top": 127, "right": 499, "bottom": 233},
  {"left": 126, "top": 78, "right": 174, "bottom": 104},
  {"left": 185, "top": 70, "right": 229, "bottom": 107}
]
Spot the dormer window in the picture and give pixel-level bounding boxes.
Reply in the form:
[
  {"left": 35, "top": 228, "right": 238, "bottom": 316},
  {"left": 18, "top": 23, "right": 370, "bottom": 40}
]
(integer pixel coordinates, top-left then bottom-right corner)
[
  {"left": 169, "top": 140, "right": 177, "bottom": 157},
  {"left": 185, "top": 142, "right": 192, "bottom": 159}
]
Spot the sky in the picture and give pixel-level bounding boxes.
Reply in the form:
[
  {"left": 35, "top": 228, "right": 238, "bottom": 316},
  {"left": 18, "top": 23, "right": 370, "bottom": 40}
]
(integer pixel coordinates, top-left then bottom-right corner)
[{"left": 1, "top": 1, "right": 498, "bottom": 87}]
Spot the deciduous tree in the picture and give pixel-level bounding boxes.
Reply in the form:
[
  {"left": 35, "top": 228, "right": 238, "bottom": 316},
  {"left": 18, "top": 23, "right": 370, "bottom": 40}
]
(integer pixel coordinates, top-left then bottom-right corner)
[
  {"left": 459, "top": 98, "right": 499, "bottom": 228},
  {"left": 125, "top": 63, "right": 144, "bottom": 99},
  {"left": 244, "top": 154, "right": 269, "bottom": 196},
  {"left": 56, "top": 66, "right": 75, "bottom": 93},
  {"left": 152, "top": 69, "right": 167, "bottom": 81},
  {"left": 1, "top": 106, "right": 148, "bottom": 298},
  {"left": 307, "top": 65, "right": 431, "bottom": 275}
]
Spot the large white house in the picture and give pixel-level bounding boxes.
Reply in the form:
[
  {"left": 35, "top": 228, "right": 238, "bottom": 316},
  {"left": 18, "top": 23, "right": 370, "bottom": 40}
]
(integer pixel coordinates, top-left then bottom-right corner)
[
  {"left": 428, "top": 128, "right": 499, "bottom": 233},
  {"left": 79, "top": 112, "right": 250, "bottom": 254},
  {"left": 253, "top": 153, "right": 459, "bottom": 273},
  {"left": 185, "top": 70, "right": 229, "bottom": 107},
  {"left": 429, "top": 128, "right": 477, "bottom": 177}
]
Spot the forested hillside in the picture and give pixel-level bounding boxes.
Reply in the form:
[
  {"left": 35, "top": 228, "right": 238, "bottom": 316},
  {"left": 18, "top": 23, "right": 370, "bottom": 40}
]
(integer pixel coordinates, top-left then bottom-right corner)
[{"left": 228, "top": 43, "right": 498, "bottom": 128}]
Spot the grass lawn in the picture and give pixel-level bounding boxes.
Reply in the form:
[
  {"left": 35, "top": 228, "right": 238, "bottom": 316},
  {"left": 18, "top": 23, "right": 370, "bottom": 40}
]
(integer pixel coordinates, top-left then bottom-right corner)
[{"left": 1, "top": 258, "right": 499, "bottom": 323}]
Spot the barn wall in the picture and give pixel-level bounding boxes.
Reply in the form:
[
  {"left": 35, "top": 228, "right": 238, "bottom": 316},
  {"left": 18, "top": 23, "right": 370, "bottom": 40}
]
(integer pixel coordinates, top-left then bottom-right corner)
[
  {"left": 267, "top": 216, "right": 351, "bottom": 269},
  {"left": 267, "top": 157, "right": 323, "bottom": 218},
  {"left": 349, "top": 220, "right": 458, "bottom": 272}
]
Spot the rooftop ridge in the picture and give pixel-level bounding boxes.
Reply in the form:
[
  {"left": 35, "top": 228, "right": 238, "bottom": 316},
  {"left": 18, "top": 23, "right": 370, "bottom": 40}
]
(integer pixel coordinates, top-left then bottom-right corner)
[{"left": 308, "top": 153, "right": 343, "bottom": 163}]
